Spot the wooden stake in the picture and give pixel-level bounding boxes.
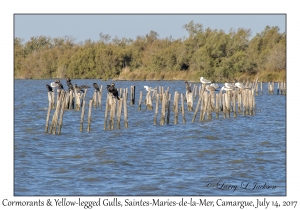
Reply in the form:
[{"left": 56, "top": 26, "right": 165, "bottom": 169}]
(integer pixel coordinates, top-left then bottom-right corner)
[
  {"left": 87, "top": 100, "right": 93, "bottom": 132},
  {"left": 80, "top": 100, "right": 86, "bottom": 132}
]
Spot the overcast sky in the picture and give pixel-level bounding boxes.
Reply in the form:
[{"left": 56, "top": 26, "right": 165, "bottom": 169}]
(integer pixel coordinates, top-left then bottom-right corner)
[{"left": 14, "top": 14, "right": 286, "bottom": 43}]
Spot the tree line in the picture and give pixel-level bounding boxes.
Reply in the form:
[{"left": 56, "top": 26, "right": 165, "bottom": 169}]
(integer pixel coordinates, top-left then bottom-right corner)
[{"left": 14, "top": 21, "right": 286, "bottom": 82}]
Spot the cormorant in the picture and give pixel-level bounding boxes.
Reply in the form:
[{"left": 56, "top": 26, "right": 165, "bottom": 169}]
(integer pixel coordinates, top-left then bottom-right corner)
[
  {"left": 93, "top": 83, "right": 100, "bottom": 92},
  {"left": 107, "top": 83, "right": 120, "bottom": 100},
  {"left": 46, "top": 84, "right": 53, "bottom": 92},
  {"left": 185, "top": 81, "right": 192, "bottom": 93}
]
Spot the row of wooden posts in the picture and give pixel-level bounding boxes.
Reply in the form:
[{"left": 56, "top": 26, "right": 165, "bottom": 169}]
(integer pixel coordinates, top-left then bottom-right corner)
[
  {"left": 45, "top": 78, "right": 280, "bottom": 134},
  {"left": 45, "top": 85, "right": 135, "bottom": 134},
  {"left": 267, "top": 82, "right": 286, "bottom": 95},
  {"left": 142, "top": 81, "right": 258, "bottom": 126}
]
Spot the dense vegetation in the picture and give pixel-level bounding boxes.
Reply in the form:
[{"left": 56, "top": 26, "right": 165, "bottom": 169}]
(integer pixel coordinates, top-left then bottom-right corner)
[{"left": 14, "top": 21, "right": 286, "bottom": 82}]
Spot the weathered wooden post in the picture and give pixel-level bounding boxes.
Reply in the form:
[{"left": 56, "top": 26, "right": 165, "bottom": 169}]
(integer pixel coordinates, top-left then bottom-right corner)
[
  {"left": 80, "top": 100, "right": 86, "bottom": 132},
  {"left": 51, "top": 91, "right": 55, "bottom": 109},
  {"left": 87, "top": 100, "right": 93, "bottom": 132},
  {"left": 146, "top": 91, "right": 153, "bottom": 110},
  {"left": 69, "top": 90, "right": 74, "bottom": 109},
  {"left": 75, "top": 92, "right": 81, "bottom": 111},
  {"left": 160, "top": 94, "right": 166, "bottom": 125},
  {"left": 174, "top": 91, "right": 179, "bottom": 124},
  {"left": 117, "top": 98, "right": 123, "bottom": 129},
  {"left": 138, "top": 91, "right": 143, "bottom": 110},
  {"left": 260, "top": 82, "right": 263, "bottom": 95},
  {"left": 92, "top": 91, "right": 98, "bottom": 109},
  {"left": 222, "top": 93, "right": 226, "bottom": 119},
  {"left": 124, "top": 92, "right": 128, "bottom": 128},
  {"left": 181, "top": 93, "right": 186, "bottom": 124},
  {"left": 250, "top": 89, "right": 254, "bottom": 115},
  {"left": 104, "top": 94, "right": 110, "bottom": 130},
  {"left": 57, "top": 91, "right": 66, "bottom": 134},
  {"left": 192, "top": 94, "right": 201, "bottom": 122},
  {"left": 109, "top": 98, "right": 116, "bottom": 130},
  {"left": 166, "top": 94, "right": 171, "bottom": 125},
  {"left": 50, "top": 92, "right": 63, "bottom": 134},
  {"left": 98, "top": 85, "right": 103, "bottom": 110},
  {"left": 232, "top": 90, "right": 237, "bottom": 118},
  {"left": 44, "top": 98, "right": 52, "bottom": 133},
  {"left": 187, "top": 92, "right": 193, "bottom": 111},
  {"left": 154, "top": 93, "right": 159, "bottom": 125},
  {"left": 130, "top": 85, "right": 135, "bottom": 105}
]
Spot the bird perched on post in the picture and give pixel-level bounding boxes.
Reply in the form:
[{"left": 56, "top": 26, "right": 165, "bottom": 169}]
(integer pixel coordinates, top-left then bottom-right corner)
[
  {"left": 66, "top": 77, "right": 74, "bottom": 92},
  {"left": 200, "top": 77, "right": 211, "bottom": 84},
  {"left": 235, "top": 82, "right": 249, "bottom": 90},
  {"left": 206, "top": 85, "right": 218, "bottom": 92},
  {"left": 210, "top": 83, "right": 220, "bottom": 89},
  {"left": 185, "top": 81, "right": 192, "bottom": 93},
  {"left": 74, "top": 84, "right": 84, "bottom": 94},
  {"left": 107, "top": 83, "right": 120, "bottom": 100},
  {"left": 93, "top": 83, "right": 100, "bottom": 92},
  {"left": 46, "top": 84, "right": 53, "bottom": 92},
  {"left": 144, "top": 86, "right": 156, "bottom": 92}
]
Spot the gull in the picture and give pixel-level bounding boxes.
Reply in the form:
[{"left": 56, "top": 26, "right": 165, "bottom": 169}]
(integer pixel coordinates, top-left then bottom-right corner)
[
  {"left": 200, "top": 77, "right": 211, "bottom": 84},
  {"left": 221, "top": 86, "right": 233, "bottom": 92},
  {"left": 210, "top": 83, "right": 220, "bottom": 89},
  {"left": 144, "top": 86, "right": 156, "bottom": 92},
  {"left": 235, "top": 82, "right": 249, "bottom": 90},
  {"left": 224, "top": 83, "right": 235, "bottom": 89},
  {"left": 206, "top": 85, "right": 218, "bottom": 92}
]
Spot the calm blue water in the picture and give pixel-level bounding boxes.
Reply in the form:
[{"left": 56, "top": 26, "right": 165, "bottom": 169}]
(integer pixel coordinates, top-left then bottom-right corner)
[{"left": 14, "top": 79, "right": 286, "bottom": 196}]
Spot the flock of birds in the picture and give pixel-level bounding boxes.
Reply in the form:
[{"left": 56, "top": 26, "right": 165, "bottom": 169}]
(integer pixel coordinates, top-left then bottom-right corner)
[
  {"left": 46, "top": 77, "right": 120, "bottom": 100},
  {"left": 198, "top": 77, "right": 250, "bottom": 92},
  {"left": 46, "top": 76, "right": 250, "bottom": 101}
]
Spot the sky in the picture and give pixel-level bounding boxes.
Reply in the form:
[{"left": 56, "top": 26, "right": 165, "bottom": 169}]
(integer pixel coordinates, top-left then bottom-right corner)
[
  {"left": 2, "top": 0, "right": 300, "bottom": 209},
  {"left": 14, "top": 14, "right": 286, "bottom": 43}
]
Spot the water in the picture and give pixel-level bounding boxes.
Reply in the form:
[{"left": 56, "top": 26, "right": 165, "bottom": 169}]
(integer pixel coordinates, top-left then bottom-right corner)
[{"left": 14, "top": 79, "right": 286, "bottom": 196}]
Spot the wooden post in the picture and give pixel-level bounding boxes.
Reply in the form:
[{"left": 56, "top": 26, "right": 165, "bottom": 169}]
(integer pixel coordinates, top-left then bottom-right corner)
[
  {"left": 44, "top": 99, "right": 52, "bottom": 133},
  {"left": 117, "top": 98, "right": 123, "bottom": 129},
  {"left": 166, "top": 94, "right": 171, "bottom": 125},
  {"left": 64, "top": 91, "right": 70, "bottom": 109},
  {"left": 50, "top": 92, "right": 63, "bottom": 134},
  {"left": 215, "top": 93, "right": 219, "bottom": 119},
  {"left": 87, "top": 100, "right": 93, "bottom": 132},
  {"left": 160, "top": 94, "right": 166, "bottom": 125},
  {"left": 124, "top": 92, "right": 128, "bottom": 128},
  {"left": 249, "top": 89, "right": 254, "bottom": 115},
  {"left": 104, "top": 94, "right": 110, "bottom": 130},
  {"left": 130, "top": 85, "right": 135, "bottom": 105},
  {"left": 146, "top": 91, "right": 153, "bottom": 110},
  {"left": 93, "top": 91, "right": 97, "bottom": 109},
  {"left": 222, "top": 93, "right": 226, "bottom": 119},
  {"left": 51, "top": 91, "right": 55, "bottom": 109},
  {"left": 238, "top": 91, "right": 242, "bottom": 114},
  {"left": 187, "top": 92, "right": 193, "bottom": 111},
  {"left": 57, "top": 91, "right": 66, "bottom": 134},
  {"left": 80, "top": 100, "right": 86, "bottom": 132},
  {"left": 260, "top": 82, "right": 263, "bottom": 95},
  {"left": 154, "top": 93, "right": 159, "bottom": 125},
  {"left": 138, "top": 91, "right": 143, "bottom": 110},
  {"left": 232, "top": 90, "right": 237, "bottom": 118},
  {"left": 98, "top": 85, "right": 102, "bottom": 110},
  {"left": 181, "top": 93, "right": 186, "bottom": 124},
  {"left": 109, "top": 98, "right": 116, "bottom": 130},
  {"left": 192, "top": 94, "right": 201, "bottom": 122},
  {"left": 69, "top": 90, "right": 74, "bottom": 109},
  {"left": 174, "top": 91, "right": 179, "bottom": 124}
]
